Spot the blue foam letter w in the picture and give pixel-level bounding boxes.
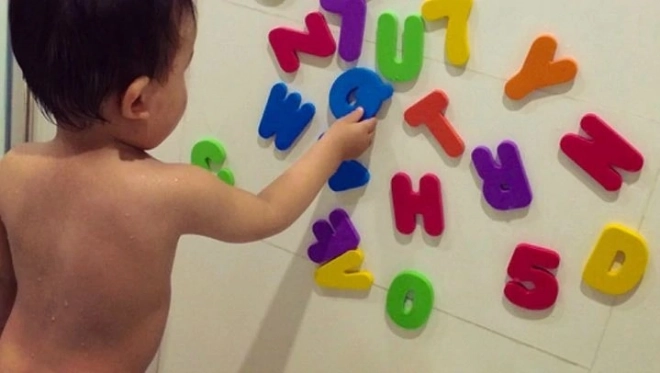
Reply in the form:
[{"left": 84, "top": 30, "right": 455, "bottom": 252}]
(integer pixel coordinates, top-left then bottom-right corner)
[{"left": 258, "top": 82, "right": 316, "bottom": 151}]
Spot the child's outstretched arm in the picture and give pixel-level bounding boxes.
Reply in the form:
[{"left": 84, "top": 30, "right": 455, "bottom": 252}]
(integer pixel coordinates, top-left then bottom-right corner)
[
  {"left": 0, "top": 219, "right": 16, "bottom": 337},
  {"left": 169, "top": 108, "right": 377, "bottom": 243}
]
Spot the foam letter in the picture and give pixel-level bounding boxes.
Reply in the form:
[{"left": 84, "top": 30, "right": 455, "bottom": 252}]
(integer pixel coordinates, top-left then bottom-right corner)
[
  {"left": 421, "top": 0, "right": 472, "bottom": 66},
  {"left": 504, "top": 243, "right": 561, "bottom": 310},
  {"left": 404, "top": 90, "right": 464, "bottom": 157},
  {"left": 315, "top": 249, "right": 374, "bottom": 290},
  {"left": 560, "top": 113, "right": 643, "bottom": 192},
  {"left": 583, "top": 224, "right": 648, "bottom": 296},
  {"left": 386, "top": 270, "right": 434, "bottom": 330},
  {"left": 320, "top": 0, "right": 366, "bottom": 62},
  {"left": 317, "top": 129, "right": 370, "bottom": 192},
  {"left": 472, "top": 140, "right": 532, "bottom": 211},
  {"left": 329, "top": 67, "right": 394, "bottom": 119},
  {"left": 505, "top": 35, "right": 578, "bottom": 100},
  {"left": 191, "top": 138, "right": 235, "bottom": 185},
  {"left": 308, "top": 209, "right": 360, "bottom": 264},
  {"left": 269, "top": 12, "right": 337, "bottom": 73},
  {"left": 376, "top": 13, "right": 425, "bottom": 82},
  {"left": 258, "top": 83, "right": 315, "bottom": 151},
  {"left": 391, "top": 173, "right": 444, "bottom": 236},
  {"left": 328, "top": 160, "right": 370, "bottom": 192}
]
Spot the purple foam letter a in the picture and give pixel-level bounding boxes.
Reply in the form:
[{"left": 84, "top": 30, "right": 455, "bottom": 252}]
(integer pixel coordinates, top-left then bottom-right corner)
[{"left": 320, "top": 0, "right": 367, "bottom": 62}]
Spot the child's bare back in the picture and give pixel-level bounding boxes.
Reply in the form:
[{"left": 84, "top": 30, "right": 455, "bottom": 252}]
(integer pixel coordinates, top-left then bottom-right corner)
[
  {"left": 1, "top": 1, "right": 378, "bottom": 371},
  {"left": 0, "top": 141, "right": 181, "bottom": 371}
]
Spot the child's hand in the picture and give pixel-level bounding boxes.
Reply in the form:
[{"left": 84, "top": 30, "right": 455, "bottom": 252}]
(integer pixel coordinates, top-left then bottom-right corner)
[
  {"left": 171, "top": 109, "right": 378, "bottom": 243},
  {"left": 325, "top": 107, "right": 378, "bottom": 160}
]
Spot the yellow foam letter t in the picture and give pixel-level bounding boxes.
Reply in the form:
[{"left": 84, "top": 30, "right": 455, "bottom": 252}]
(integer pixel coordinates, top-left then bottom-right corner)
[{"left": 583, "top": 223, "right": 649, "bottom": 295}]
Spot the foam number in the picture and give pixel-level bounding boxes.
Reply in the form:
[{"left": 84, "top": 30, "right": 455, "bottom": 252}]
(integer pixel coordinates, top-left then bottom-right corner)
[
  {"left": 314, "top": 249, "right": 374, "bottom": 290},
  {"left": 329, "top": 67, "right": 394, "bottom": 119},
  {"left": 190, "top": 138, "right": 235, "bottom": 186},
  {"left": 376, "top": 13, "right": 425, "bottom": 82},
  {"left": 308, "top": 208, "right": 361, "bottom": 264},
  {"left": 320, "top": 0, "right": 367, "bottom": 62},
  {"left": 391, "top": 172, "right": 444, "bottom": 236},
  {"left": 386, "top": 270, "right": 434, "bottom": 330},
  {"left": 472, "top": 140, "right": 532, "bottom": 211},
  {"left": 560, "top": 113, "right": 643, "bottom": 192},
  {"left": 404, "top": 90, "right": 464, "bottom": 157},
  {"left": 269, "top": 12, "right": 337, "bottom": 73},
  {"left": 504, "top": 244, "right": 561, "bottom": 310},
  {"left": 421, "top": 0, "right": 472, "bottom": 66},
  {"left": 258, "top": 83, "right": 316, "bottom": 151},
  {"left": 505, "top": 35, "right": 578, "bottom": 100},
  {"left": 583, "top": 224, "right": 649, "bottom": 296}
]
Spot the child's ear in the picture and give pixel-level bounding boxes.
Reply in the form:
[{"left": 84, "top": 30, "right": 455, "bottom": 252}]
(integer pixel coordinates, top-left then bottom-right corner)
[{"left": 120, "top": 76, "right": 152, "bottom": 120}]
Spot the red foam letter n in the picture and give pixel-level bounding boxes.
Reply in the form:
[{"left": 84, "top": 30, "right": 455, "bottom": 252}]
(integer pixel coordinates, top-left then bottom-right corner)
[
  {"left": 391, "top": 172, "right": 444, "bottom": 236},
  {"left": 560, "top": 113, "right": 643, "bottom": 192}
]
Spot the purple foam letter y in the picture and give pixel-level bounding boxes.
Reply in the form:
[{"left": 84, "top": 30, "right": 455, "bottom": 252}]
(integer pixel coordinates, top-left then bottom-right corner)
[{"left": 320, "top": 0, "right": 367, "bottom": 62}]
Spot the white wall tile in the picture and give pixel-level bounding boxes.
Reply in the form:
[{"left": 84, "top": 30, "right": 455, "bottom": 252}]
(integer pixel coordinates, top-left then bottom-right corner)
[
  {"left": 159, "top": 237, "right": 587, "bottom": 373},
  {"left": 173, "top": 2, "right": 660, "bottom": 366},
  {"left": 590, "top": 171, "right": 660, "bottom": 373}
]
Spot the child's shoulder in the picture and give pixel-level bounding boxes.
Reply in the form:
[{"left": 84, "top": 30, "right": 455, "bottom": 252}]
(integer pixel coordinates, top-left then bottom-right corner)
[{"left": 0, "top": 142, "right": 45, "bottom": 173}]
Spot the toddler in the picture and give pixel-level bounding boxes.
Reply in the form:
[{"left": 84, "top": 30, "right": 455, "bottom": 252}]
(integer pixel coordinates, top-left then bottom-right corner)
[{"left": 0, "top": 1, "right": 377, "bottom": 372}]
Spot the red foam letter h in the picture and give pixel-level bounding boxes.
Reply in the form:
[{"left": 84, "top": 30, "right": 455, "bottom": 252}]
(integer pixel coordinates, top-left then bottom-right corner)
[{"left": 391, "top": 172, "right": 444, "bottom": 236}]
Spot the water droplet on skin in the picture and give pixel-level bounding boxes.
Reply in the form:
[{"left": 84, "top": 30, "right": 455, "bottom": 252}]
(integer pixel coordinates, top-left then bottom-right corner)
[
  {"left": 64, "top": 300, "right": 69, "bottom": 307},
  {"left": 37, "top": 277, "right": 42, "bottom": 282},
  {"left": 51, "top": 316, "right": 56, "bottom": 322}
]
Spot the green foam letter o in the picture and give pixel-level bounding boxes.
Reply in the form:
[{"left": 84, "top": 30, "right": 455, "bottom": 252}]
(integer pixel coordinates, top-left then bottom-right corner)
[{"left": 386, "top": 270, "right": 434, "bottom": 330}]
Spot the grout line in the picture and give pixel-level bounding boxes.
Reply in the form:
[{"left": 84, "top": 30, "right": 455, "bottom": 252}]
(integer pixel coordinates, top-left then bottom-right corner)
[
  {"left": 635, "top": 168, "right": 660, "bottom": 232},
  {"left": 260, "top": 239, "right": 300, "bottom": 257},
  {"left": 586, "top": 303, "right": 613, "bottom": 370},
  {"left": 587, "top": 167, "right": 660, "bottom": 371},
  {"left": 432, "top": 306, "right": 590, "bottom": 370},
  {"left": 259, "top": 239, "right": 589, "bottom": 370}
]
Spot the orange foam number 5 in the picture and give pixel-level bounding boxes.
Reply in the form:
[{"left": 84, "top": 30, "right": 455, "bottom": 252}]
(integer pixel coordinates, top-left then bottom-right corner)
[{"left": 504, "top": 243, "right": 561, "bottom": 311}]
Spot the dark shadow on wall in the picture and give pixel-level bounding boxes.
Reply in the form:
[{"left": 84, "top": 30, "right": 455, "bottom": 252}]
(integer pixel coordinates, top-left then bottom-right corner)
[
  {"left": 237, "top": 252, "right": 315, "bottom": 373},
  {"left": 256, "top": 0, "right": 287, "bottom": 7},
  {"left": 238, "top": 187, "right": 372, "bottom": 372}
]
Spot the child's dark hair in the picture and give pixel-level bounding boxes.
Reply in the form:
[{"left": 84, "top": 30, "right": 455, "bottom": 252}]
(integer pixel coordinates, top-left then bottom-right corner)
[{"left": 9, "top": 0, "right": 196, "bottom": 130}]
